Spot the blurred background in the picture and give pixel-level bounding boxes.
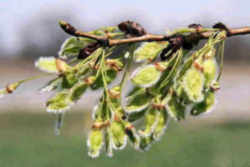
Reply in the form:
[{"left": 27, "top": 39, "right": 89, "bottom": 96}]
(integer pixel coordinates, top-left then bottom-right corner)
[{"left": 0, "top": 0, "right": 250, "bottom": 166}]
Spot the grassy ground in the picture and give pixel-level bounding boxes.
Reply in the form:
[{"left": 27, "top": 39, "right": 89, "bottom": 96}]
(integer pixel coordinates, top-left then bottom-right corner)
[{"left": 1, "top": 111, "right": 250, "bottom": 167}]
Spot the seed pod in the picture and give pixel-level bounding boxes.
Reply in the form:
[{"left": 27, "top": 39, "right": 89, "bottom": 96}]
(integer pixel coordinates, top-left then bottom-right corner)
[
  {"left": 139, "top": 135, "right": 154, "bottom": 151},
  {"left": 87, "top": 129, "right": 104, "bottom": 158},
  {"left": 69, "top": 81, "right": 88, "bottom": 102},
  {"left": 127, "top": 109, "right": 146, "bottom": 122},
  {"left": 35, "top": 57, "right": 70, "bottom": 74},
  {"left": 166, "top": 96, "right": 185, "bottom": 121},
  {"left": 110, "top": 121, "right": 127, "bottom": 150},
  {"left": 91, "top": 69, "right": 117, "bottom": 90},
  {"left": 183, "top": 67, "right": 205, "bottom": 102},
  {"left": 191, "top": 91, "right": 216, "bottom": 116},
  {"left": 131, "top": 64, "right": 163, "bottom": 88},
  {"left": 124, "top": 123, "right": 140, "bottom": 149},
  {"left": 156, "top": 49, "right": 183, "bottom": 90},
  {"left": 153, "top": 109, "right": 169, "bottom": 140},
  {"left": 203, "top": 56, "right": 218, "bottom": 88},
  {"left": 125, "top": 88, "right": 152, "bottom": 113},
  {"left": 92, "top": 99, "right": 107, "bottom": 121},
  {"left": 62, "top": 72, "right": 78, "bottom": 89},
  {"left": 133, "top": 42, "right": 167, "bottom": 62},
  {"left": 35, "top": 57, "right": 59, "bottom": 73},
  {"left": 46, "top": 90, "right": 72, "bottom": 113},
  {"left": 176, "top": 55, "right": 194, "bottom": 80},
  {"left": 140, "top": 107, "right": 159, "bottom": 137}
]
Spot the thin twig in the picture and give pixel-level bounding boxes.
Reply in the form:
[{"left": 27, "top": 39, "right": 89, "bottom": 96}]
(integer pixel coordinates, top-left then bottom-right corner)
[
  {"left": 59, "top": 20, "right": 106, "bottom": 42},
  {"left": 59, "top": 20, "right": 250, "bottom": 47}
]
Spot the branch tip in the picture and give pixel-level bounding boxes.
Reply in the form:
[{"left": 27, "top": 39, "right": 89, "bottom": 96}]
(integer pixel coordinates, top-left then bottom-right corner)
[{"left": 59, "top": 20, "right": 76, "bottom": 35}]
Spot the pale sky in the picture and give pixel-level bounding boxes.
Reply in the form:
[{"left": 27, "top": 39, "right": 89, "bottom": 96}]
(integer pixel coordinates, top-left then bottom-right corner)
[{"left": 1, "top": 0, "right": 250, "bottom": 55}]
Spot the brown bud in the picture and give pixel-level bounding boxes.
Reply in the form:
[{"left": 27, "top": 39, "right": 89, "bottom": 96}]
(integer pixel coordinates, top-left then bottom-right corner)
[
  {"left": 118, "top": 20, "right": 147, "bottom": 36},
  {"left": 160, "top": 35, "right": 185, "bottom": 60},
  {"left": 188, "top": 23, "right": 203, "bottom": 32},
  {"left": 78, "top": 42, "right": 100, "bottom": 59},
  {"left": 6, "top": 82, "right": 20, "bottom": 94},
  {"left": 59, "top": 20, "right": 76, "bottom": 35},
  {"left": 6, "top": 85, "right": 13, "bottom": 94},
  {"left": 213, "top": 22, "right": 228, "bottom": 30}
]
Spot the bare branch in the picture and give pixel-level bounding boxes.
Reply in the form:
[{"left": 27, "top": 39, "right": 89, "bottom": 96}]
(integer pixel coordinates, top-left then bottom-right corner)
[
  {"left": 59, "top": 20, "right": 250, "bottom": 47},
  {"left": 228, "top": 27, "right": 250, "bottom": 36}
]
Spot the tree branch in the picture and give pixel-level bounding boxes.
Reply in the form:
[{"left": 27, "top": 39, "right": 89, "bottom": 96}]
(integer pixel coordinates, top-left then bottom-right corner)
[
  {"left": 59, "top": 20, "right": 250, "bottom": 47},
  {"left": 59, "top": 20, "right": 107, "bottom": 43},
  {"left": 228, "top": 27, "right": 250, "bottom": 36}
]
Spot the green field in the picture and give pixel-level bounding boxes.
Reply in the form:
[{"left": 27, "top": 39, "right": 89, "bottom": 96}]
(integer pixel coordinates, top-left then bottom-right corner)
[{"left": 1, "top": 111, "right": 250, "bottom": 167}]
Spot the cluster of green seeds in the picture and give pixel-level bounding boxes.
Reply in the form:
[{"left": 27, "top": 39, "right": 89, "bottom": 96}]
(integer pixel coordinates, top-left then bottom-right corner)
[{"left": 0, "top": 25, "right": 226, "bottom": 158}]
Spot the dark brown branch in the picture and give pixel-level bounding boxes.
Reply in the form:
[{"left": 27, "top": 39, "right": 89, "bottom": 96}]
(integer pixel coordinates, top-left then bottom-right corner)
[{"left": 59, "top": 20, "right": 250, "bottom": 47}]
